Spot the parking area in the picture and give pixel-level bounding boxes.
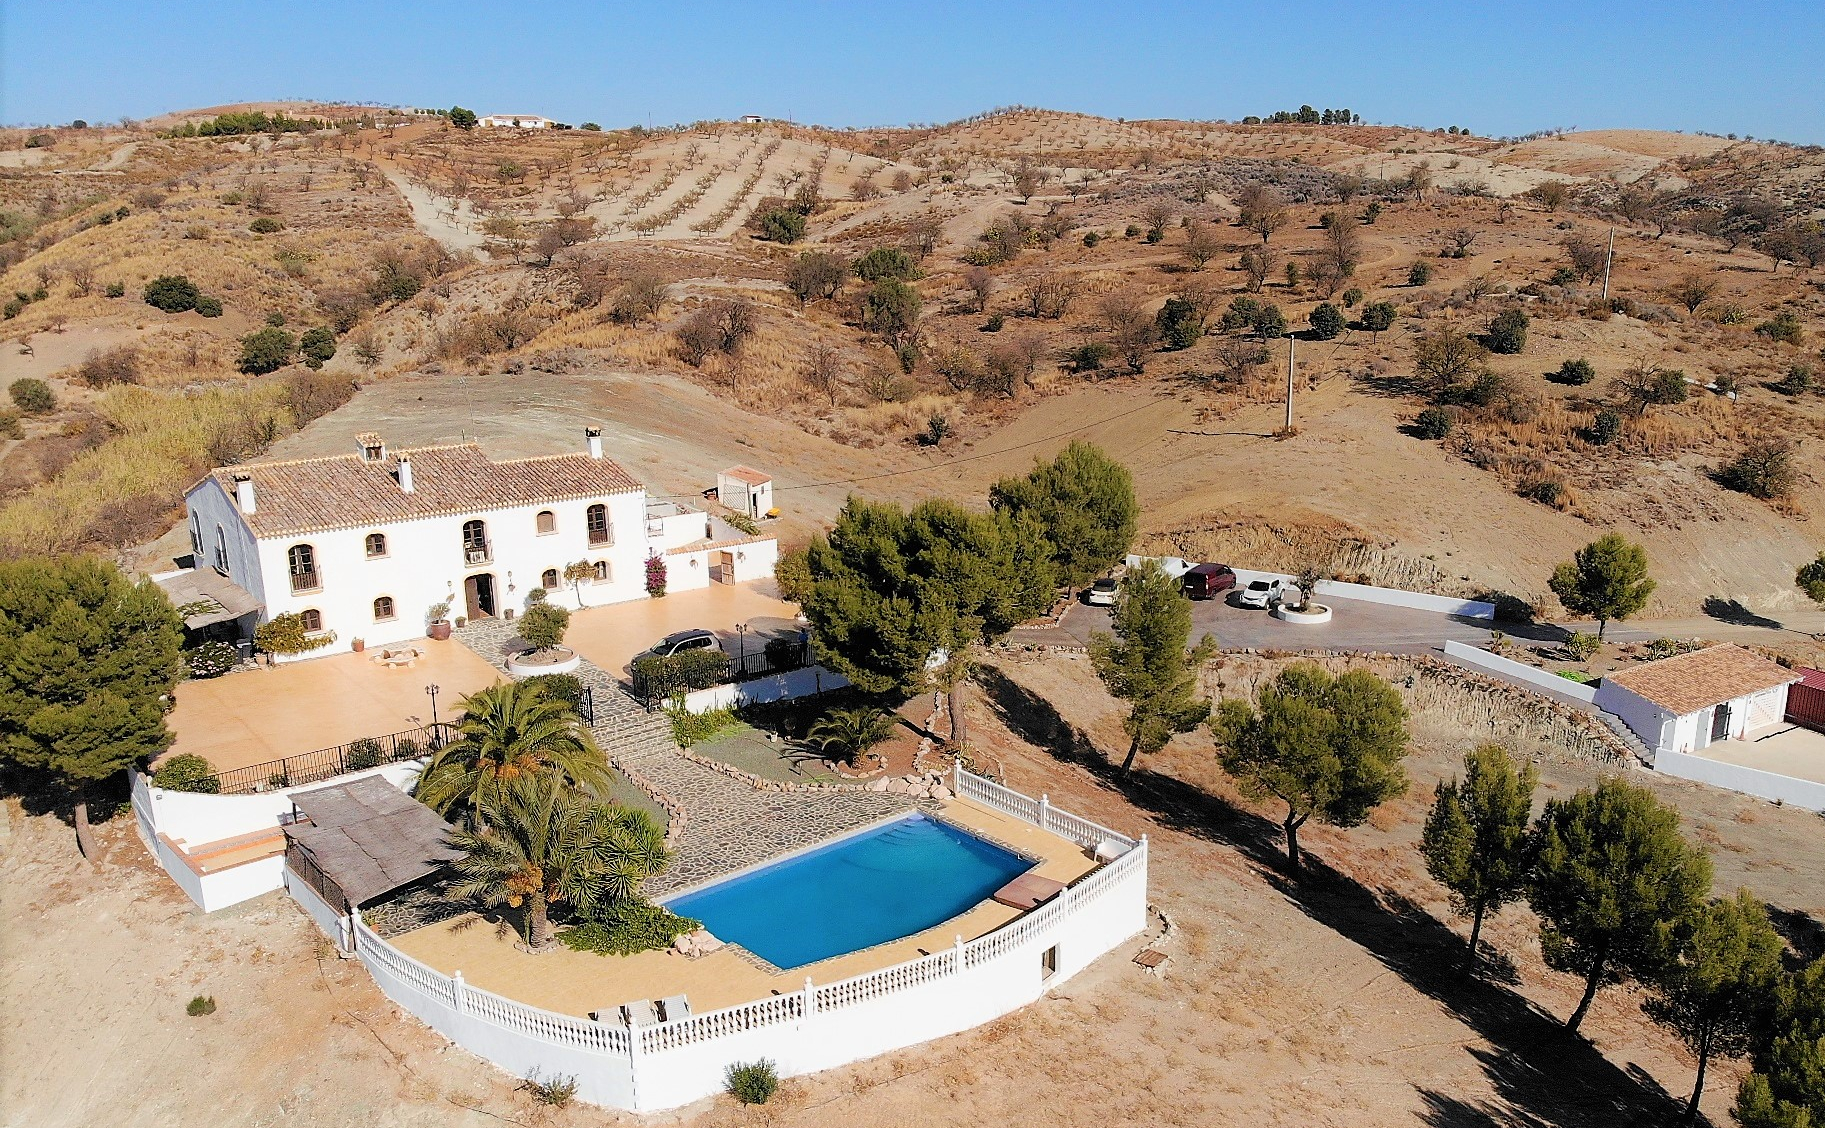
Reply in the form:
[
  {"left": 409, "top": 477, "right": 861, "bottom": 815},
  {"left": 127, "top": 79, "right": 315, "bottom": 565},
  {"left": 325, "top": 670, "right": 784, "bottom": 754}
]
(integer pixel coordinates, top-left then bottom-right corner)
[
  {"left": 563, "top": 579, "right": 803, "bottom": 681},
  {"left": 1034, "top": 589, "right": 1498, "bottom": 653},
  {"left": 1706, "top": 725, "right": 1825, "bottom": 786}
]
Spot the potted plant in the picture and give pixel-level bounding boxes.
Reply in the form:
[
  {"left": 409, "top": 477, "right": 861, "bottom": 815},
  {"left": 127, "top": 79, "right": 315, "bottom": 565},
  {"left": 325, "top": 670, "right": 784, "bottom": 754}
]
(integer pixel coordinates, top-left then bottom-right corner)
[
  {"left": 427, "top": 601, "right": 453, "bottom": 641},
  {"left": 506, "top": 602, "right": 581, "bottom": 676},
  {"left": 351, "top": 637, "right": 365, "bottom": 653}
]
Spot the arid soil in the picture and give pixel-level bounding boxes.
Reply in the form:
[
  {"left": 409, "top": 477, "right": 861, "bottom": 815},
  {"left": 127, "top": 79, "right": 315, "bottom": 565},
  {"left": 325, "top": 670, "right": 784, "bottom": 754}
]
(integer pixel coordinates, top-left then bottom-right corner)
[{"left": 7, "top": 646, "right": 1821, "bottom": 1128}]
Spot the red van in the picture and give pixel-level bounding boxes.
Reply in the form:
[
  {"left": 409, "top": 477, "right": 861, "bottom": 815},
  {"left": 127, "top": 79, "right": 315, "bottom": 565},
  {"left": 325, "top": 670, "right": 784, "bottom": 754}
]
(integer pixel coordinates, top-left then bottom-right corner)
[{"left": 1181, "top": 563, "right": 1237, "bottom": 600}]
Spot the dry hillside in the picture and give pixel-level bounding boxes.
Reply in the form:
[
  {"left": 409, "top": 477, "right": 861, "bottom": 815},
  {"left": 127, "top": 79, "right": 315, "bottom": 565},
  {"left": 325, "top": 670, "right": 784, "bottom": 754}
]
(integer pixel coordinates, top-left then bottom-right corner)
[{"left": 2, "top": 106, "right": 1823, "bottom": 616}]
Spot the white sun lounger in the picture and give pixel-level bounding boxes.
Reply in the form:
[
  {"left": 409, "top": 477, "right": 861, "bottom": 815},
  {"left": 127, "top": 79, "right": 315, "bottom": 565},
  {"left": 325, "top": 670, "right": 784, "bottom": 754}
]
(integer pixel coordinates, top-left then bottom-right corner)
[
  {"left": 658, "top": 994, "right": 691, "bottom": 1022},
  {"left": 620, "top": 999, "right": 659, "bottom": 1027}
]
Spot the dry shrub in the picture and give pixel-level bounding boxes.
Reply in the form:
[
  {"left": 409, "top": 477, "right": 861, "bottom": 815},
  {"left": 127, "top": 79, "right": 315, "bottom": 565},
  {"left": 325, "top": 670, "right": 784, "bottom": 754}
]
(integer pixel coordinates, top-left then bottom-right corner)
[{"left": 76, "top": 345, "right": 140, "bottom": 388}]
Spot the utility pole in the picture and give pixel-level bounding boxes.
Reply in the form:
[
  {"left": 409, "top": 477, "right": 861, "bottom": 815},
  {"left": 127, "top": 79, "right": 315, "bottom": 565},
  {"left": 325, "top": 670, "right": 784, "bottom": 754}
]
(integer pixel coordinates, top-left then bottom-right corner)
[
  {"left": 1284, "top": 334, "right": 1296, "bottom": 431},
  {"left": 1601, "top": 227, "right": 1616, "bottom": 301}
]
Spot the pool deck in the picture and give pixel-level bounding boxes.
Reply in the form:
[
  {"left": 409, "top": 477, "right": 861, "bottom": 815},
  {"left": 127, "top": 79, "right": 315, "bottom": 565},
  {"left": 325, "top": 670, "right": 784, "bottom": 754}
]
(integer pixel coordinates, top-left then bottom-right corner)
[{"left": 387, "top": 797, "right": 1099, "bottom": 1017}]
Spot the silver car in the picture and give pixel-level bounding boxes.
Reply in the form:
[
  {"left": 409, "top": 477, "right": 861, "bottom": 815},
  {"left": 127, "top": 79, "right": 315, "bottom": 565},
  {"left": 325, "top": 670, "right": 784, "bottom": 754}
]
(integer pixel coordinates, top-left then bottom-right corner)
[
  {"left": 1085, "top": 578, "right": 1119, "bottom": 606},
  {"left": 1237, "top": 578, "right": 1285, "bottom": 609}
]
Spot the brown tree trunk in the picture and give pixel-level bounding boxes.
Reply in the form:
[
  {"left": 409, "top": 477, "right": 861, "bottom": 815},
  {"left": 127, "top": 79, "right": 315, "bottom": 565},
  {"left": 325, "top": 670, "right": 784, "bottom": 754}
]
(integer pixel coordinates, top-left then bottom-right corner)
[
  {"left": 1466, "top": 900, "right": 1488, "bottom": 972},
  {"left": 73, "top": 791, "right": 97, "bottom": 862},
  {"left": 1684, "top": 1027, "right": 1713, "bottom": 1127},
  {"left": 1565, "top": 942, "right": 1611, "bottom": 1034},
  {"left": 1120, "top": 731, "right": 1143, "bottom": 775},
  {"left": 1283, "top": 811, "right": 1305, "bottom": 874},
  {"left": 948, "top": 681, "right": 968, "bottom": 750},
  {"left": 528, "top": 891, "right": 551, "bottom": 950}
]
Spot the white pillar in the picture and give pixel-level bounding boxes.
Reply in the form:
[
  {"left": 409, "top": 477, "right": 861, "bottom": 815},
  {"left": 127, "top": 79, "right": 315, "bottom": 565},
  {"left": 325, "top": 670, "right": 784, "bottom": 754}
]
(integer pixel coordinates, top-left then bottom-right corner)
[
  {"left": 952, "top": 758, "right": 963, "bottom": 795},
  {"left": 1038, "top": 793, "right": 1050, "bottom": 831},
  {"left": 802, "top": 976, "right": 816, "bottom": 1020},
  {"left": 954, "top": 933, "right": 966, "bottom": 974},
  {"left": 452, "top": 970, "right": 467, "bottom": 1014}
]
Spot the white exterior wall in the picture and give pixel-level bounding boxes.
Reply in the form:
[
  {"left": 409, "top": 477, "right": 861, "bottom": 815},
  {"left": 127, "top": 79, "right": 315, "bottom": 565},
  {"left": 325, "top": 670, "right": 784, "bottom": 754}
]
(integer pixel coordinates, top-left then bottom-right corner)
[
  {"left": 254, "top": 491, "right": 649, "bottom": 657},
  {"left": 665, "top": 538, "right": 779, "bottom": 595},
  {"left": 679, "top": 664, "right": 849, "bottom": 713},
  {"left": 1441, "top": 640, "right": 1599, "bottom": 703},
  {"left": 187, "top": 477, "right": 266, "bottom": 606},
  {"left": 296, "top": 771, "right": 1147, "bottom": 1113},
  {"left": 1593, "top": 680, "right": 1674, "bottom": 759},
  {"left": 1653, "top": 749, "right": 1825, "bottom": 812}
]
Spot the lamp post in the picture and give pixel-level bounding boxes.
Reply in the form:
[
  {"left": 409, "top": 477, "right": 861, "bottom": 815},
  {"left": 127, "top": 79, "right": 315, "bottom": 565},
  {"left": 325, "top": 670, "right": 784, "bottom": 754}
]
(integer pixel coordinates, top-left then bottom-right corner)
[
  {"left": 735, "top": 622, "right": 748, "bottom": 678},
  {"left": 426, "top": 683, "right": 441, "bottom": 732}
]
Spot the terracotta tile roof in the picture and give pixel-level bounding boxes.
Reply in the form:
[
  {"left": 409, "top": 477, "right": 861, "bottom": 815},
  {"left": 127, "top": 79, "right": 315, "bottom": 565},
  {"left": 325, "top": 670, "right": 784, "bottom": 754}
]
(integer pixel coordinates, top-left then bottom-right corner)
[
  {"left": 1606, "top": 644, "right": 1798, "bottom": 715},
  {"left": 204, "top": 443, "right": 642, "bottom": 539},
  {"left": 721, "top": 465, "right": 771, "bottom": 486},
  {"left": 664, "top": 533, "right": 772, "bottom": 556}
]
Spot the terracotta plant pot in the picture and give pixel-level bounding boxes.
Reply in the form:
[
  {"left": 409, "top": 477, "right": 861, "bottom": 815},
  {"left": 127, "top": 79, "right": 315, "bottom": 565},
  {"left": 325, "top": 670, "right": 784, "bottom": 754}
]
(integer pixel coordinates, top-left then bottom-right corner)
[
  {"left": 351, "top": 638, "right": 365, "bottom": 653},
  {"left": 428, "top": 620, "right": 453, "bottom": 641}
]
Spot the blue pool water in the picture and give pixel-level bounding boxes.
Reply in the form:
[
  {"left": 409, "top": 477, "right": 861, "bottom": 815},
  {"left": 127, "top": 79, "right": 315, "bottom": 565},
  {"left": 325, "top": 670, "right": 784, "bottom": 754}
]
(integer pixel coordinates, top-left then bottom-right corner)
[{"left": 663, "top": 814, "right": 1032, "bottom": 969}]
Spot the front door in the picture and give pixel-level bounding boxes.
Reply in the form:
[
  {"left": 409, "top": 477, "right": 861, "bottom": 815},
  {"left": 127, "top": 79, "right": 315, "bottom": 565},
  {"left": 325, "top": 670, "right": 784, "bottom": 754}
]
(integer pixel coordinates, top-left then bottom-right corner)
[
  {"left": 464, "top": 573, "right": 497, "bottom": 620},
  {"left": 715, "top": 551, "right": 736, "bottom": 585},
  {"left": 1711, "top": 701, "right": 1732, "bottom": 742}
]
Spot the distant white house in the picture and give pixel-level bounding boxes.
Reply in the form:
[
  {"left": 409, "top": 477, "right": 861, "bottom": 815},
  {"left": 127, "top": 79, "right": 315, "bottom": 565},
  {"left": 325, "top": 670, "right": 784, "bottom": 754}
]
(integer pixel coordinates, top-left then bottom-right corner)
[
  {"left": 739, "top": 115, "right": 764, "bottom": 125},
  {"left": 169, "top": 429, "right": 777, "bottom": 659},
  {"left": 717, "top": 466, "right": 774, "bottom": 520},
  {"left": 1594, "top": 644, "right": 1799, "bottom": 759},
  {"left": 480, "top": 113, "right": 554, "bottom": 129}
]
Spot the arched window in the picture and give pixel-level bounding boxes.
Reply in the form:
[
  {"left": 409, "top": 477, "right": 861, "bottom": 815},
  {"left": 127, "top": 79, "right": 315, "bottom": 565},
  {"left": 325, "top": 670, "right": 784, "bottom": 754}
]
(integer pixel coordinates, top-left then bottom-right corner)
[
  {"left": 288, "top": 544, "right": 319, "bottom": 593},
  {"left": 213, "top": 526, "right": 229, "bottom": 574},
  {"left": 535, "top": 510, "right": 556, "bottom": 535},
  {"left": 365, "top": 532, "right": 387, "bottom": 558},
  {"left": 592, "top": 560, "right": 610, "bottom": 582},
  {"left": 541, "top": 568, "right": 559, "bottom": 590},
  {"left": 373, "top": 596, "right": 396, "bottom": 621},
  {"left": 189, "top": 515, "right": 203, "bottom": 556},
  {"left": 300, "top": 608, "right": 323, "bottom": 632},
  {"left": 586, "top": 504, "right": 611, "bottom": 546},
  {"left": 462, "top": 519, "right": 489, "bottom": 563}
]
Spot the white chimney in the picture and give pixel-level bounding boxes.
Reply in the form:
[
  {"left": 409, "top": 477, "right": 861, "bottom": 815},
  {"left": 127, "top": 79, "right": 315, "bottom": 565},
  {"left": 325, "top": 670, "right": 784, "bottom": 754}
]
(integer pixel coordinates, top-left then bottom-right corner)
[
  {"left": 396, "top": 455, "right": 415, "bottom": 493},
  {"left": 586, "top": 426, "right": 603, "bottom": 460},
  {"left": 232, "top": 472, "right": 256, "bottom": 514}
]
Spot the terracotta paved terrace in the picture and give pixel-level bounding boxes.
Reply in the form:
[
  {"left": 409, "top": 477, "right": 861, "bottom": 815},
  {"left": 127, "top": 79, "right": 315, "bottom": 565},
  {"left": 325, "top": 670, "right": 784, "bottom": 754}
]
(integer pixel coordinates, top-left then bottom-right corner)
[
  {"left": 559, "top": 580, "right": 801, "bottom": 681},
  {"left": 162, "top": 644, "right": 503, "bottom": 775},
  {"left": 389, "top": 799, "right": 1098, "bottom": 1016}
]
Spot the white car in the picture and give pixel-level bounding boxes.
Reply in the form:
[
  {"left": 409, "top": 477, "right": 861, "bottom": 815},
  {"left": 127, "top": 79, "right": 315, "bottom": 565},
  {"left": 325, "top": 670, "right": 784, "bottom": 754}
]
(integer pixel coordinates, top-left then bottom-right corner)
[
  {"left": 1237, "top": 578, "right": 1285, "bottom": 609},
  {"left": 1085, "top": 578, "right": 1120, "bottom": 607}
]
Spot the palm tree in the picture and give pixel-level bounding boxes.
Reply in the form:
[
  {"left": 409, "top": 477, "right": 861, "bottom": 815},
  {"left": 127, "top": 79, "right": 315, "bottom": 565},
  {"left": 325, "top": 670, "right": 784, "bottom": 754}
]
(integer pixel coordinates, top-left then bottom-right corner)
[
  {"left": 417, "top": 680, "right": 609, "bottom": 826},
  {"left": 805, "top": 706, "right": 898, "bottom": 765},
  {"left": 446, "top": 773, "right": 668, "bottom": 949}
]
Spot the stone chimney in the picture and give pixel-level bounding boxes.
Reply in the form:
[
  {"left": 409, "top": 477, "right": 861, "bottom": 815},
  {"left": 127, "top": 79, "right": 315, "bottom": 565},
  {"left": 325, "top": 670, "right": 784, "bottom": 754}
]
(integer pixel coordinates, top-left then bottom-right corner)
[
  {"left": 357, "top": 432, "right": 387, "bottom": 463},
  {"left": 396, "top": 455, "right": 415, "bottom": 493},
  {"left": 586, "top": 426, "right": 603, "bottom": 460},
  {"left": 232, "top": 472, "right": 256, "bottom": 514}
]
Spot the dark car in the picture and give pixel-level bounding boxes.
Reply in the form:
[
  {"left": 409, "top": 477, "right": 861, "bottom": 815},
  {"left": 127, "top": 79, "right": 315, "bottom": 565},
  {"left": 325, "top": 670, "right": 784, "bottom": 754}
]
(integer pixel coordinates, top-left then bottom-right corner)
[
  {"left": 1180, "top": 563, "right": 1237, "bottom": 600},
  {"left": 645, "top": 629, "right": 723, "bottom": 658}
]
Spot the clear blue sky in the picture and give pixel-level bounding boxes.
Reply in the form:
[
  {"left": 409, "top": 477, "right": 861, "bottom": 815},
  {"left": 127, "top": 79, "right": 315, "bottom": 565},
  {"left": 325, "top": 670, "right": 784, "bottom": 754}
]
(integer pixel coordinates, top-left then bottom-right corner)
[{"left": 5, "top": 0, "right": 1823, "bottom": 143}]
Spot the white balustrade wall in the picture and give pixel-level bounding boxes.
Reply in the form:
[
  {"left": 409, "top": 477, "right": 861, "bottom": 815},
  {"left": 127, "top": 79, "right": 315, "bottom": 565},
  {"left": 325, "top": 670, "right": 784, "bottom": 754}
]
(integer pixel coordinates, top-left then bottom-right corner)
[{"left": 322, "top": 769, "right": 1148, "bottom": 1112}]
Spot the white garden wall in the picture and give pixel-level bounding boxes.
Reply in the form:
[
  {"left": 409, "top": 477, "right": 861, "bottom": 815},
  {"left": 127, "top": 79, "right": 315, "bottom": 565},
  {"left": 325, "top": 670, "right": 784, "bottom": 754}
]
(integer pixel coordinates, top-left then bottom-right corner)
[
  {"left": 308, "top": 769, "right": 1147, "bottom": 1112},
  {"left": 677, "top": 664, "right": 851, "bottom": 713},
  {"left": 1442, "top": 640, "right": 1598, "bottom": 703},
  {"left": 1653, "top": 750, "right": 1825, "bottom": 811}
]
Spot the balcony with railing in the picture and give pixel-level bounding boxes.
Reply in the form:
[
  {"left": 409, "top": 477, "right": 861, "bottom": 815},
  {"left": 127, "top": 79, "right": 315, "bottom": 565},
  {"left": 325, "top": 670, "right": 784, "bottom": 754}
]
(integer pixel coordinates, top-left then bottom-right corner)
[
  {"left": 462, "top": 540, "right": 492, "bottom": 566},
  {"left": 289, "top": 568, "right": 322, "bottom": 594}
]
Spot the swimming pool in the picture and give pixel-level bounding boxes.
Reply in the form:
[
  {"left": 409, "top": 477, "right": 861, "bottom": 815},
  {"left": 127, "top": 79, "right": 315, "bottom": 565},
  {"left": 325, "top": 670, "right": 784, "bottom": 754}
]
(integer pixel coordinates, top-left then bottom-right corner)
[{"left": 663, "top": 814, "right": 1033, "bottom": 969}]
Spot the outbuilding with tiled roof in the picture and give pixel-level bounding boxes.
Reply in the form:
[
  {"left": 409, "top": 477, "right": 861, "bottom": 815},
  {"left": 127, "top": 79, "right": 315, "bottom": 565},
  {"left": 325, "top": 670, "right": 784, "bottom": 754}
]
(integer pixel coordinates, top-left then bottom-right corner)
[{"left": 1594, "top": 644, "right": 1800, "bottom": 760}]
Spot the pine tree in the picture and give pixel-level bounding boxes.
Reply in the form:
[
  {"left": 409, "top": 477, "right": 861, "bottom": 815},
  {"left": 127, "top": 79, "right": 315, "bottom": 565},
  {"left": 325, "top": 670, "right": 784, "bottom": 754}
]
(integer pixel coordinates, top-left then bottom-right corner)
[
  {"left": 1647, "top": 890, "right": 1784, "bottom": 1126},
  {"left": 1089, "top": 562, "right": 1214, "bottom": 774},
  {"left": 1527, "top": 778, "right": 1713, "bottom": 1033},
  {"left": 0, "top": 556, "right": 183, "bottom": 856},
  {"left": 1735, "top": 957, "right": 1825, "bottom": 1128},
  {"left": 989, "top": 441, "right": 1138, "bottom": 594},
  {"left": 1420, "top": 743, "right": 1537, "bottom": 970},
  {"left": 1213, "top": 663, "right": 1410, "bottom": 873},
  {"left": 1549, "top": 534, "right": 1656, "bottom": 639}
]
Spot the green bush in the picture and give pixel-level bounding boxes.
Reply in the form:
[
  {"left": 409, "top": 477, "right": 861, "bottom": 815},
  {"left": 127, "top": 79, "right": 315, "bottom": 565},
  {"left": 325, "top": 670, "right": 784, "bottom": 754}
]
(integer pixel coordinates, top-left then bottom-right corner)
[
  {"left": 1249, "top": 302, "right": 1287, "bottom": 339},
  {"left": 299, "top": 327, "right": 336, "bottom": 368},
  {"left": 194, "top": 295, "right": 223, "bottom": 318},
  {"left": 773, "top": 547, "right": 812, "bottom": 603},
  {"left": 853, "top": 246, "right": 919, "bottom": 282},
  {"left": 344, "top": 738, "right": 386, "bottom": 772},
  {"left": 1556, "top": 669, "right": 1596, "bottom": 684},
  {"left": 248, "top": 217, "right": 283, "bottom": 234},
  {"left": 982, "top": 312, "right": 1004, "bottom": 332},
  {"left": 1413, "top": 407, "right": 1453, "bottom": 439},
  {"left": 186, "top": 641, "right": 238, "bottom": 679},
  {"left": 560, "top": 901, "right": 700, "bottom": 956},
  {"left": 0, "top": 409, "right": 20, "bottom": 439},
  {"left": 1588, "top": 408, "right": 1622, "bottom": 445},
  {"left": 631, "top": 648, "right": 728, "bottom": 700},
  {"left": 1308, "top": 302, "right": 1345, "bottom": 340},
  {"left": 666, "top": 701, "right": 737, "bottom": 748},
  {"left": 519, "top": 1072, "right": 577, "bottom": 1108},
  {"left": 1550, "top": 358, "right": 1596, "bottom": 385},
  {"left": 1564, "top": 631, "right": 1601, "bottom": 661},
  {"left": 1484, "top": 307, "right": 1529, "bottom": 354},
  {"left": 1154, "top": 297, "right": 1203, "bottom": 349},
  {"left": 186, "top": 995, "right": 217, "bottom": 1017},
  {"left": 153, "top": 754, "right": 220, "bottom": 794},
  {"left": 519, "top": 602, "right": 571, "bottom": 651},
  {"left": 1408, "top": 261, "right": 1433, "bottom": 286},
  {"left": 143, "top": 274, "right": 202, "bottom": 312},
  {"left": 724, "top": 511, "right": 760, "bottom": 535},
  {"left": 254, "top": 611, "right": 330, "bottom": 655},
  {"left": 1756, "top": 311, "right": 1805, "bottom": 345},
  {"left": 266, "top": 312, "right": 287, "bottom": 327},
  {"left": 1082, "top": 231, "right": 1101, "bottom": 247},
  {"left": 394, "top": 737, "right": 423, "bottom": 760},
  {"left": 1063, "top": 341, "right": 1115, "bottom": 372},
  {"left": 104, "top": 280, "right": 126, "bottom": 298},
  {"left": 9, "top": 378, "right": 55, "bottom": 414},
  {"left": 521, "top": 673, "right": 585, "bottom": 715},
  {"left": 756, "top": 209, "right": 806, "bottom": 243},
  {"left": 764, "top": 635, "right": 806, "bottom": 671},
  {"left": 725, "top": 1060, "right": 780, "bottom": 1105},
  {"left": 2, "top": 297, "right": 23, "bottom": 320},
  {"left": 1341, "top": 287, "right": 1363, "bottom": 308},
  {"left": 238, "top": 327, "right": 295, "bottom": 374},
  {"left": 1549, "top": 266, "right": 1577, "bottom": 286}
]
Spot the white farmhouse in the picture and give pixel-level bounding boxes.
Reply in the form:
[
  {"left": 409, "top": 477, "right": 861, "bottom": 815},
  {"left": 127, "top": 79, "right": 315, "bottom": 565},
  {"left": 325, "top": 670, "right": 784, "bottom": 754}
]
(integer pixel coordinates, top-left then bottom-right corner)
[
  {"left": 1593, "top": 644, "right": 1800, "bottom": 759},
  {"left": 716, "top": 465, "right": 773, "bottom": 520},
  {"left": 479, "top": 113, "right": 554, "bottom": 129},
  {"left": 175, "top": 429, "right": 777, "bottom": 658}
]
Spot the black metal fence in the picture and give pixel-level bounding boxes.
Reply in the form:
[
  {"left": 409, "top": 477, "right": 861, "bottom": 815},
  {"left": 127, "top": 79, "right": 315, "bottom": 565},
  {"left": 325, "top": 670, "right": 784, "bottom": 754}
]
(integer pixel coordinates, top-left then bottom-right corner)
[{"left": 210, "top": 723, "right": 456, "bottom": 796}]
